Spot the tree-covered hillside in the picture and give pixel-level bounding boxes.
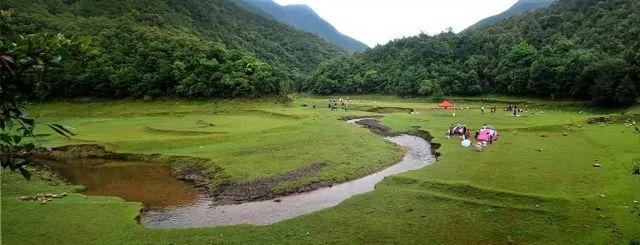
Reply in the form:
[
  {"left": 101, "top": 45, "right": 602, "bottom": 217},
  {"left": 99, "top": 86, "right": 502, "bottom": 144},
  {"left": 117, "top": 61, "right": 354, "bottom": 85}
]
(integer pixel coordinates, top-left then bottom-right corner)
[
  {"left": 238, "top": 0, "right": 369, "bottom": 53},
  {"left": 306, "top": 0, "right": 639, "bottom": 106},
  {"left": 0, "top": 0, "right": 346, "bottom": 99},
  {"left": 466, "top": 0, "right": 555, "bottom": 31}
]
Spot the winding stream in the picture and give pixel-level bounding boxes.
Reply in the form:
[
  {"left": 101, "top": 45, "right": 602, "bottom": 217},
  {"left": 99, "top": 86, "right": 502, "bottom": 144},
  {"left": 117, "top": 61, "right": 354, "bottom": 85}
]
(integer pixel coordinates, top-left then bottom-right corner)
[{"left": 141, "top": 119, "right": 436, "bottom": 228}]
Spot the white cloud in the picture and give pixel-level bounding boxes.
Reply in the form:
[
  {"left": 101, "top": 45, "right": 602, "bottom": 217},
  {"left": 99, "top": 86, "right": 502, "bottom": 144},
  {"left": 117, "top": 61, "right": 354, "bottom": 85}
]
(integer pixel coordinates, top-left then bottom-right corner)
[{"left": 273, "top": 0, "right": 518, "bottom": 47}]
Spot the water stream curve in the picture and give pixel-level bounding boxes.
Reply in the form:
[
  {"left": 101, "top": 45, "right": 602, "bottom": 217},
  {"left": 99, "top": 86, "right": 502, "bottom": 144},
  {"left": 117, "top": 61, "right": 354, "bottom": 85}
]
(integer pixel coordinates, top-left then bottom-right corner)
[{"left": 141, "top": 118, "right": 435, "bottom": 228}]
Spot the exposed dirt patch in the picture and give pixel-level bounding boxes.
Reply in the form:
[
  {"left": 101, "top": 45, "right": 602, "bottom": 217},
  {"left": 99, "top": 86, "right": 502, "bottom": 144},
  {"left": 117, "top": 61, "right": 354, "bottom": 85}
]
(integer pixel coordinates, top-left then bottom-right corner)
[
  {"left": 587, "top": 116, "right": 610, "bottom": 124},
  {"left": 174, "top": 166, "right": 210, "bottom": 188},
  {"left": 35, "top": 144, "right": 217, "bottom": 192},
  {"left": 365, "top": 107, "right": 415, "bottom": 114},
  {"left": 212, "top": 163, "right": 328, "bottom": 205},
  {"left": 42, "top": 159, "right": 201, "bottom": 209},
  {"left": 355, "top": 119, "right": 393, "bottom": 136},
  {"left": 143, "top": 127, "right": 226, "bottom": 136},
  {"left": 239, "top": 109, "right": 304, "bottom": 119},
  {"left": 345, "top": 118, "right": 441, "bottom": 159}
]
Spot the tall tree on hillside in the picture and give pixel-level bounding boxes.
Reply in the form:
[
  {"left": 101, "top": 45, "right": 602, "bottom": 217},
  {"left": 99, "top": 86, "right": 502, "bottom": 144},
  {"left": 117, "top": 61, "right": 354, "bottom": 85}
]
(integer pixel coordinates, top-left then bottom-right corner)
[{"left": 0, "top": 9, "right": 77, "bottom": 178}]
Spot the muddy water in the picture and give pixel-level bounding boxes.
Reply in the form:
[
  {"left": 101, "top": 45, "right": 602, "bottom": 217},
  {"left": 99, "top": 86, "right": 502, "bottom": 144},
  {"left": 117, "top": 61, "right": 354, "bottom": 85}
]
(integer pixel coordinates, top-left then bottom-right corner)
[
  {"left": 45, "top": 160, "right": 199, "bottom": 209},
  {"left": 142, "top": 119, "right": 435, "bottom": 228}
]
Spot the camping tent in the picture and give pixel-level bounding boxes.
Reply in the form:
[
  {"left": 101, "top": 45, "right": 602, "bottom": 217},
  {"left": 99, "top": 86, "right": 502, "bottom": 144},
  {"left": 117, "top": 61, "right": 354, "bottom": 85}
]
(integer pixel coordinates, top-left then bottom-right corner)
[
  {"left": 438, "top": 100, "right": 455, "bottom": 109},
  {"left": 478, "top": 126, "right": 499, "bottom": 142}
]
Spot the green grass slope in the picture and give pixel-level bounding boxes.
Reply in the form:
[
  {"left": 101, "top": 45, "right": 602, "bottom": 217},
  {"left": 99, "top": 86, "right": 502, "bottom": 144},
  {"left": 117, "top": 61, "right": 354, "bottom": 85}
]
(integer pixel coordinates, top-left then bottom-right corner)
[{"left": 2, "top": 97, "right": 639, "bottom": 244}]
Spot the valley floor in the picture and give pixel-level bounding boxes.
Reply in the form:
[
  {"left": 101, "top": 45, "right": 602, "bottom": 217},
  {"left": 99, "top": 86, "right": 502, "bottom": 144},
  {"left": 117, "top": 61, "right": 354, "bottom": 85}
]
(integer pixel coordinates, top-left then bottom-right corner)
[{"left": 2, "top": 96, "right": 639, "bottom": 244}]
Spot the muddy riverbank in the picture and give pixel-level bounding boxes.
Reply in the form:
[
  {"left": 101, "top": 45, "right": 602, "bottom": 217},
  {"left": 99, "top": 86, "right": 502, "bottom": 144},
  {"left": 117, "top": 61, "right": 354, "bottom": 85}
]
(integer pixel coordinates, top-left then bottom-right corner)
[
  {"left": 37, "top": 117, "right": 438, "bottom": 227},
  {"left": 141, "top": 118, "right": 436, "bottom": 228},
  {"left": 142, "top": 133, "right": 435, "bottom": 228}
]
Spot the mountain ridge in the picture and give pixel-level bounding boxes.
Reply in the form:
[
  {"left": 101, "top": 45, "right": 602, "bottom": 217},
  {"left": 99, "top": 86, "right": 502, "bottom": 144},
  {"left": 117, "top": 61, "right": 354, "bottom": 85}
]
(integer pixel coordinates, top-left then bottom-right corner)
[
  {"left": 465, "top": 0, "right": 555, "bottom": 31},
  {"left": 238, "top": 0, "right": 369, "bottom": 53},
  {"left": 0, "top": 0, "right": 347, "bottom": 98}
]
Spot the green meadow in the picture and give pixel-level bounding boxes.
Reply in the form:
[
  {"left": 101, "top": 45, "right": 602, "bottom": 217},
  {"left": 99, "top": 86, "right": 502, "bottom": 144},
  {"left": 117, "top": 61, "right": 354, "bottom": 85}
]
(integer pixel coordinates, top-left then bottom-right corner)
[{"left": 2, "top": 96, "right": 639, "bottom": 244}]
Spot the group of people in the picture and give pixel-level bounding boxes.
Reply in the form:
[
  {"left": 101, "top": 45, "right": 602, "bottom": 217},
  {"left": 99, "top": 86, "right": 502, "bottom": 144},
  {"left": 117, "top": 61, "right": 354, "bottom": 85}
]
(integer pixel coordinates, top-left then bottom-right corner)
[
  {"left": 447, "top": 124, "right": 499, "bottom": 151},
  {"left": 479, "top": 104, "right": 529, "bottom": 117},
  {"left": 480, "top": 106, "right": 498, "bottom": 113},
  {"left": 329, "top": 97, "right": 350, "bottom": 111},
  {"left": 506, "top": 104, "right": 529, "bottom": 117}
]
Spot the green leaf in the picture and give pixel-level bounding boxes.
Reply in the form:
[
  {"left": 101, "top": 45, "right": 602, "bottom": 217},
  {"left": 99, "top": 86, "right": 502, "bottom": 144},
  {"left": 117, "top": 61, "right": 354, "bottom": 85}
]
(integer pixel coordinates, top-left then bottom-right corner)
[
  {"left": 51, "top": 55, "right": 62, "bottom": 64},
  {"left": 13, "top": 158, "right": 26, "bottom": 166},
  {"left": 24, "top": 143, "right": 35, "bottom": 152},
  {"left": 50, "top": 124, "right": 76, "bottom": 136},
  {"left": 11, "top": 135, "right": 21, "bottom": 144},
  {"left": 48, "top": 125, "right": 71, "bottom": 139},
  {"left": 0, "top": 133, "right": 13, "bottom": 145},
  {"left": 20, "top": 118, "right": 35, "bottom": 127},
  {"left": 18, "top": 167, "right": 31, "bottom": 180}
]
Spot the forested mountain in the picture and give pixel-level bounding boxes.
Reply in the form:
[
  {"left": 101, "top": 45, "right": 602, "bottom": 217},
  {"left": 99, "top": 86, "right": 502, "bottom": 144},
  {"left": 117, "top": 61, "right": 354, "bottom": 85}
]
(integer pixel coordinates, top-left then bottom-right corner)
[
  {"left": 0, "top": 0, "right": 345, "bottom": 99},
  {"left": 466, "top": 0, "right": 555, "bottom": 31},
  {"left": 306, "top": 0, "right": 640, "bottom": 106},
  {"left": 237, "top": 0, "right": 369, "bottom": 53}
]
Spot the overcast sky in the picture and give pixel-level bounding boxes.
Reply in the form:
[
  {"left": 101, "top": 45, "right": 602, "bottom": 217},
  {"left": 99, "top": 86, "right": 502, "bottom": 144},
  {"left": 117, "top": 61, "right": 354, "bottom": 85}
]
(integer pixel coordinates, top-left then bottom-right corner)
[{"left": 273, "top": 0, "right": 519, "bottom": 47}]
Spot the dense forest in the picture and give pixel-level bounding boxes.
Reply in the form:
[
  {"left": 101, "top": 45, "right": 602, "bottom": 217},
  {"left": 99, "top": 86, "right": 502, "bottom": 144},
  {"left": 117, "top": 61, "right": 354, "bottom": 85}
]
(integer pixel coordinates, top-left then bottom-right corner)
[
  {"left": 0, "top": 0, "right": 345, "bottom": 99},
  {"left": 306, "top": 0, "right": 640, "bottom": 106}
]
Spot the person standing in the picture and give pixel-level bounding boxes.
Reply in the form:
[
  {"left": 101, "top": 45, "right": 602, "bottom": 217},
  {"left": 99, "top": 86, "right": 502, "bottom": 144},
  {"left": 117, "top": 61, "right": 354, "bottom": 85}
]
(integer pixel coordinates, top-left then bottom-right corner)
[
  {"left": 462, "top": 125, "right": 467, "bottom": 138},
  {"left": 481, "top": 106, "right": 485, "bottom": 114}
]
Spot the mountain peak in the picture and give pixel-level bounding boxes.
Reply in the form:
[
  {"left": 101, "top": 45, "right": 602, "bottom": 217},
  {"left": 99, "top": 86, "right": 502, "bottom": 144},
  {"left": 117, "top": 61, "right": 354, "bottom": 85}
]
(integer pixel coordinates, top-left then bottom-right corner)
[
  {"left": 238, "top": 0, "right": 369, "bottom": 53},
  {"left": 466, "top": 0, "right": 555, "bottom": 31}
]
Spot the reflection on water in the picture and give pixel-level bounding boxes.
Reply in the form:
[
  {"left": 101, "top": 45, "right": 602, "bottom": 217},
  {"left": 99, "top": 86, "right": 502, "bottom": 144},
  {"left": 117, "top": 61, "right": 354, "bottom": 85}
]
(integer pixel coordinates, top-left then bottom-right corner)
[
  {"left": 45, "top": 159, "right": 199, "bottom": 209},
  {"left": 142, "top": 133, "right": 435, "bottom": 228}
]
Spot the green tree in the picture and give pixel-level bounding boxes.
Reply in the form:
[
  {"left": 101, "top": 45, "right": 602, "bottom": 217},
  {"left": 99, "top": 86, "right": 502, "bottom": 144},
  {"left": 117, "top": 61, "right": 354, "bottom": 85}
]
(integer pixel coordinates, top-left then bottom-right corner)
[{"left": 0, "top": 10, "right": 77, "bottom": 178}]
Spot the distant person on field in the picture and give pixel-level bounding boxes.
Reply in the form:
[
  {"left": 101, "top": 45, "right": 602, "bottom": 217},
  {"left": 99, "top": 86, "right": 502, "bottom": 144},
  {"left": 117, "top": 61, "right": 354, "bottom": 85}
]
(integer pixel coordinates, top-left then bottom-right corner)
[{"left": 481, "top": 106, "right": 485, "bottom": 114}]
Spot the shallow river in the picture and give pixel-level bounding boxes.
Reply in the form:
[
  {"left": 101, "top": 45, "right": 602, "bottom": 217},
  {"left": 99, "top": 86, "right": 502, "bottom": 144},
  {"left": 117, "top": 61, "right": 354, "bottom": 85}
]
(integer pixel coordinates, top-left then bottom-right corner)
[{"left": 141, "top": 119, "right": 436, "bottom": 228}]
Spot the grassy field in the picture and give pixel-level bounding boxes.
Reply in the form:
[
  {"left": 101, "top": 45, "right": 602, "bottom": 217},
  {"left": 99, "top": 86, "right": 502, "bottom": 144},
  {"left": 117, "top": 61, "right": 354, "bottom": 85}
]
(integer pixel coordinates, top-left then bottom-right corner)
[{"left": 2, "top": 96, "right": 639, "bottom": 244}]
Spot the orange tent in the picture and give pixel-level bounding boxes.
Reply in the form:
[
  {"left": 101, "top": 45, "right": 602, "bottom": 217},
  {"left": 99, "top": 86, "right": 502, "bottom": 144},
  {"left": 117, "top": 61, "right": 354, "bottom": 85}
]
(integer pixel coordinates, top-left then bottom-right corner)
[{"left": 438, "top": 100, "right": 455, "bottom": 109}]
